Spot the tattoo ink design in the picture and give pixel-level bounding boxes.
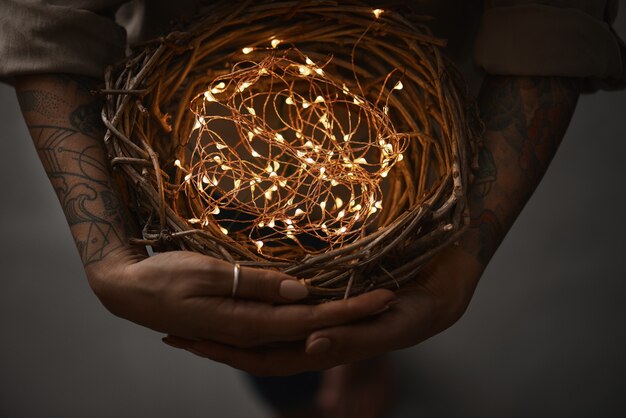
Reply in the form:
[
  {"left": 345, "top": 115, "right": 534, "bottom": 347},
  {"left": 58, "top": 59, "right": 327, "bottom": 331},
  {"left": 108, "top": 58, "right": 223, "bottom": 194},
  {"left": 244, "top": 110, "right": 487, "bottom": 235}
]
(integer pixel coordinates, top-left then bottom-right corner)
[
  {"left": 480, "top": 77, "right": 526, "bottom": 134},
  {"left": 18, "top": 81, "right": 133, "bottom": 266},
  {"left": 480, "top": 77, "right": 579, "bottom": 192},
  {"left": 467, "top": 76, "right": 579, "bottom": 267},
  {"left": 471, "top": 146, "right": 497, "bottom": 198},
  {"left": 70, "top": 101, "right": 106, "bottom": 139},
  {"left": 30, "top": 124, "right": 125, "bottom": 264},
  {"left": 519, "top": 79, "right": 579, "bottom": 187},
  {"left": 16, "top": 90, "right": 70, "bottom": 126}
]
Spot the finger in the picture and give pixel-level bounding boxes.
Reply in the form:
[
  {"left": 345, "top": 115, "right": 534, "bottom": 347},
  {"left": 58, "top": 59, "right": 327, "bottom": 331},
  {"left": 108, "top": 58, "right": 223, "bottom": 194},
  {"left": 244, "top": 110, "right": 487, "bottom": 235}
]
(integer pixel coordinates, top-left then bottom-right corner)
[
  {"left": 162, "top": 311, "right": 399, "bottom": 376},
  {"left": 273, "top": 288, "right": 397, "bottom": 332},
  {"left": 237, "top": 266, "right": 308, "bottom": 303},
  {"left": 198, "top": 295, "right": 426, "bottom": 372},
  {"left": 213, "top": 288, "right": 398, "bottom": 346},
  {"left": 186, "top": 306, "right": 404, "bottom": 375},
  {"left": 175, "top": 287, "right": 397, "bottom": 347},
  {"left": 304, "top": 293, "right": 436, "bottom": 359},
  {"left": 163, "top": 335, "right": 325, "bottom": 376},
  {"left": 192, "top": 257, "right": 308, "bottom": 303}
]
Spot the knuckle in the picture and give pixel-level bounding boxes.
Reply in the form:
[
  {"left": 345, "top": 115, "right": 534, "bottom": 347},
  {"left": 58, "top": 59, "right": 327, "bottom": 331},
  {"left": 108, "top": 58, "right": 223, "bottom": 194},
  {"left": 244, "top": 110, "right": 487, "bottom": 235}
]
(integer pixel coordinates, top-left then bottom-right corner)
[
  {"left": 258, "top": 268, "right": 275, "bottom": 281},
  {"left": 245, "top": 269, "right": 278, "bottom": 298},
  {"left": 262, "top": 271, "right": 282, "bottom": 292},
  {"left": 167, "top": 280, "right": 195, "bottom": 300},
  {"left": 303, "top": 306, "right": 325, "bottom": 329},
  {"left": 198, "top": 266, "right": 226, "bottom": 294}
]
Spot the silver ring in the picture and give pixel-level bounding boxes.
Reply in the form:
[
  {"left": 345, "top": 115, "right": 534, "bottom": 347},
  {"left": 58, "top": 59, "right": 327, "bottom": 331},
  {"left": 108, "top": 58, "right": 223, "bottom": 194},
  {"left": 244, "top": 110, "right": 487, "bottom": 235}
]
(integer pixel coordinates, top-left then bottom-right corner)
[{"left": 231, "top": 263, "right": 241, "bottom": 297}]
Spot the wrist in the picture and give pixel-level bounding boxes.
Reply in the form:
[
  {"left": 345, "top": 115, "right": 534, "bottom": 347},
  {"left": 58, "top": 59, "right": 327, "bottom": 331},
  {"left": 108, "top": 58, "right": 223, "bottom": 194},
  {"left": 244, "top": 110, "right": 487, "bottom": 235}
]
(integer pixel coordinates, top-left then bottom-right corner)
[
  {"left": 445, "top": 237, "right": 484, "bottom": 304},
  {"left": 413, "top": 234, "right": 485, "bottom": 330},
  {"left": 84, "top": 244, "right": 147, "bottom": 316}
]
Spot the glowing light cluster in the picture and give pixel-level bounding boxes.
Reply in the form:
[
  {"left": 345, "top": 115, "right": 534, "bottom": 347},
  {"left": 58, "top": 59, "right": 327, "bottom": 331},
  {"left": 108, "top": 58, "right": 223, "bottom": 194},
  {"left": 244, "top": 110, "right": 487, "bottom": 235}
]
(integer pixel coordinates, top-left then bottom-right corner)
[{"left": 176, "top": 44, "right": 408, "bottom": 255}]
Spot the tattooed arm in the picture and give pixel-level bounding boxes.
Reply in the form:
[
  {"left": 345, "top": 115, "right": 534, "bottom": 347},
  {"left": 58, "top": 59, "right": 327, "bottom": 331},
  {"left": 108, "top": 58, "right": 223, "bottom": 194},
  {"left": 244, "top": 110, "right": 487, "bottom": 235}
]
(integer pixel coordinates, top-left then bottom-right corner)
[
  {"left": 463, "top": 76, "right": 580, "bottom": 268},
  {"left": 15, "top": 74, "right": 395, "bottom": 352},
  {"left": 16, "top": 75, "right": 142, "bottom": 270},
  {"left": 169, "top": 75, "right": 581, "bottom": 375}
]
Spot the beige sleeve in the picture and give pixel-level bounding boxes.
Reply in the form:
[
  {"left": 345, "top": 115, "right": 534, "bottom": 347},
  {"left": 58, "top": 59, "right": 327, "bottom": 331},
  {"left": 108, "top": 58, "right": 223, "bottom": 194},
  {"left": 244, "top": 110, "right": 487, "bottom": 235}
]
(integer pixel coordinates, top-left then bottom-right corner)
[
  {"left": 473, "top": 0, "right": 625, "bottom": 89},
  {"left": 0, "top": 0, "right": 130, "bottom": 81}
]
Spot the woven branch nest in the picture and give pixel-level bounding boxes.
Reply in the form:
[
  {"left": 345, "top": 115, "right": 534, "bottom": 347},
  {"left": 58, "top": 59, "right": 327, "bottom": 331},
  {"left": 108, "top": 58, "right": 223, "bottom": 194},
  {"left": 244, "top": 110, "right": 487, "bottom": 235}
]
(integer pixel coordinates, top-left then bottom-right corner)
[{"left": 102, "top": 0, "right": 481, "bottom": 301}]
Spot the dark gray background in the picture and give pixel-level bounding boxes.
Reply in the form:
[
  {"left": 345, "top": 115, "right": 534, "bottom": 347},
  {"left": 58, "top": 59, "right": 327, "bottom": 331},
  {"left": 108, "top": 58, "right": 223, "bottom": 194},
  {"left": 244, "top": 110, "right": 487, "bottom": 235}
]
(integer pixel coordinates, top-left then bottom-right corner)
[{"left": 1, "top": 11, "right": 625, "bottom": 418}]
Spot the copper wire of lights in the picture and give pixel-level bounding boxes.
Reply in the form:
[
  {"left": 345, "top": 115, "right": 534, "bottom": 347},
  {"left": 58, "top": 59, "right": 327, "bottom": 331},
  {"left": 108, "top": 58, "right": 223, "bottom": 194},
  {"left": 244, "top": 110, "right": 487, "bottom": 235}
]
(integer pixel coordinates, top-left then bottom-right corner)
[
  {"left": 102, "top": 2, "right": 479, "bottom": 299},
  {"left": 176, "top": 47, "right": 409, "bottom": 255}
]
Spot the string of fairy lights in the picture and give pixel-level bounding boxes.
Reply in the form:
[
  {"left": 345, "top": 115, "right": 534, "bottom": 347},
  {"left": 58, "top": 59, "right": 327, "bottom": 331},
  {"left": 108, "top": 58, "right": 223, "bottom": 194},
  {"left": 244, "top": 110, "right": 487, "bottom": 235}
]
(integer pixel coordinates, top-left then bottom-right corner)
[{"left": 174, "top": 8, "right": 410, "bottom": 255}]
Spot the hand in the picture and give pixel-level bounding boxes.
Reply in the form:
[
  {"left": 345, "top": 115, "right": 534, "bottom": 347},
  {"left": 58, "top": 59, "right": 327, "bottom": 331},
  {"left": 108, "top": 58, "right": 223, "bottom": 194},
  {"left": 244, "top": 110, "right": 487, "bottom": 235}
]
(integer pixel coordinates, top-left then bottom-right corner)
[
  {"left": 87, "top": 248, "right": 397, "bottom": 348},
  {"left": 161, "top": 243, "right": 484, "bottom": 375}
]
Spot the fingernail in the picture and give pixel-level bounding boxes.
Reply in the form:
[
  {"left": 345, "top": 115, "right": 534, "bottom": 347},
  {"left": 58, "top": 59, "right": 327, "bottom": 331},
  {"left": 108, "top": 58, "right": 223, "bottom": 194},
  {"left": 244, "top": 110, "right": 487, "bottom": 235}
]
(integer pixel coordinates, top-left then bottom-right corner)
[
  {"left": 386, "top": 298, "right": 398, "bottom": 308},
  {"left": 306, "top": 337, "right": 332, "bottom": 355},
  {"left": 373, "top": 305, "right": 390, "bottom": 316},
  {"left": 280, "top": 280, "right": 308, "bottom": 300},
  {"left": 162, "top": 337, "right": 186, "bottom": 349},
  {"left": 373, "top": 299, "right": 398, "bottom": 316}
]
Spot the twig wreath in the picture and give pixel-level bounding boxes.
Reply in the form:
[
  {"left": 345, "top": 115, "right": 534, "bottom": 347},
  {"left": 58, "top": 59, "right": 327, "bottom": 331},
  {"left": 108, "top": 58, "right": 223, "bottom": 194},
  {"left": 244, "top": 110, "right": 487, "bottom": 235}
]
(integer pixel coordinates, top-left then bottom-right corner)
[{"left": 102, "top": 1, "right": 481, "bottom": 301}]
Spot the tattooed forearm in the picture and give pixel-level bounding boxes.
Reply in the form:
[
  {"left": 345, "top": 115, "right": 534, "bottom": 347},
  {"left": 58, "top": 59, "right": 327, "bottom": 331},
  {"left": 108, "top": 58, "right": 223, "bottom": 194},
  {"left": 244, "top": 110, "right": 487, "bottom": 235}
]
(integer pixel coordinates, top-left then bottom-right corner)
[
  {"left": 472, "top": 146, "right": 497, "bottom": 198},
  {"left": 469, "top": 209, "right": 503, "bottom": 266},
  {"left": 70, "top": 101, "right": 107, "bottom": 138},
  {"left": 16, "top": 75, "right": 138, "bottom": 266},
  {"left": 15, "top": 90, "right": 70, "bottom": 125},
  {"left": 463, "top": 76, "right": 580, "bottom": 267},
  {"left": 30, "top": 124, "right": 125, "bottom": 264}
]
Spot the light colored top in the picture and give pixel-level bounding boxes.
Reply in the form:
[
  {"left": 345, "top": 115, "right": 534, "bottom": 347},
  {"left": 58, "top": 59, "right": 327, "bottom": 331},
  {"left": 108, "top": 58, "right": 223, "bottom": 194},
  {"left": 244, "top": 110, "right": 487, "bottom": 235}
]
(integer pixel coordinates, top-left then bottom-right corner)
[{"left": 0, "top": 0, "right": 623, "bottom": 91}]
